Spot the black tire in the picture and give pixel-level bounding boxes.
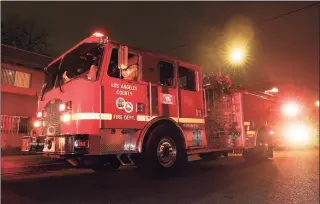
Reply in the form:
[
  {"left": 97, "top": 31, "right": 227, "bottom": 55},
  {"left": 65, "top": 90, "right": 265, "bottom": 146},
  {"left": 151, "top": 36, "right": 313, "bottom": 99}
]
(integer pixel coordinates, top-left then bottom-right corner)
[
  {"left": 91, "top": 157, "right": 121, "bottom": 173},
  {"left": 242, "top": 149, "right": 255, "bottom": 161},
  {"left": 142, "top": 124, "right": 187, "bottom": 178},
  {"left": 255, "top": 128, "right": 272, "bottom": 160},
  {"left": 244, "top": 128, "right": 273, "bottom": 162}
]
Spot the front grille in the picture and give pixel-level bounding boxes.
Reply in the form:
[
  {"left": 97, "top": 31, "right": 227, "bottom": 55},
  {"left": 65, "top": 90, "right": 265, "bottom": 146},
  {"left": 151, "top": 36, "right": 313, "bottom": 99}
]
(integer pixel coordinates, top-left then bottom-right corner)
[{"left": 43, "top": 99, "right": 62, "bottom": 136}]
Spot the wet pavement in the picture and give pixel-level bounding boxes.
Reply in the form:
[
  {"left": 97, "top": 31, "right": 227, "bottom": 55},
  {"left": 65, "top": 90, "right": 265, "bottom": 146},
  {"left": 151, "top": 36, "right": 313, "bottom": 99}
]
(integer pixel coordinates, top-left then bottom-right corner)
[
  {"left": 1, "top": 154, "right": 68, "bottom": 175},
  {"left": 1, "top": 149, "right": 319, "bottom": 204}
]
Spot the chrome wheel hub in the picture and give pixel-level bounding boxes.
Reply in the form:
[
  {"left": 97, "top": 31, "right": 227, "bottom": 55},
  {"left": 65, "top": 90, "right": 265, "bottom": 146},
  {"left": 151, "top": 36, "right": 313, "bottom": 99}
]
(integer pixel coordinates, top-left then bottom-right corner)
[{"left": 157, "top": 137, "right": 177, "bottom": 168}]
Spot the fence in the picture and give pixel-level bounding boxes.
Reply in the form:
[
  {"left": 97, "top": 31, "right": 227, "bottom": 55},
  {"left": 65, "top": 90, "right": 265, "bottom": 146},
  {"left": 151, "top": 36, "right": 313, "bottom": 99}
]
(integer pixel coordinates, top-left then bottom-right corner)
[{"left": 1, "top": 115, "right": 31, "bottom": 134}]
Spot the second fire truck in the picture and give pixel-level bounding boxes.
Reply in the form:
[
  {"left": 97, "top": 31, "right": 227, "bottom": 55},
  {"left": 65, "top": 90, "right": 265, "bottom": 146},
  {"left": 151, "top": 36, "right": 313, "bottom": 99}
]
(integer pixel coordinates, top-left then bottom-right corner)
[{"left": 22, "top": 33, "right": 275, "bottom": 177}]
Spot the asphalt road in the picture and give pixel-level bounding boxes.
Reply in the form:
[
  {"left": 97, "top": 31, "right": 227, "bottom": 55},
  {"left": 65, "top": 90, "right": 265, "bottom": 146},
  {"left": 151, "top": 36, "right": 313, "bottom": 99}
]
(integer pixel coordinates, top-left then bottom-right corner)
[{"left": 2, "top": 149, "right": 319, "bottom": 204}]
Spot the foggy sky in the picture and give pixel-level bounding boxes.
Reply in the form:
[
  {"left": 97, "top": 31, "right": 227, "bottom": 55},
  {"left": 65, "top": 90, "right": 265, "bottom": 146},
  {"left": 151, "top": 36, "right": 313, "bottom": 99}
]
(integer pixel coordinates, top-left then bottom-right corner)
[{"left": 2, "top": 1, "right": 319, "bottom": 96}]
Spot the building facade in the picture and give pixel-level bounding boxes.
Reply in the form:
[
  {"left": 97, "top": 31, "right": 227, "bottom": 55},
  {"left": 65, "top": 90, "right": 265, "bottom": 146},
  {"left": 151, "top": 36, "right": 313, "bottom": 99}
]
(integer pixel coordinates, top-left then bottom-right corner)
[{"left": 1, "top": 44, "right": 53, "bottom": 150}]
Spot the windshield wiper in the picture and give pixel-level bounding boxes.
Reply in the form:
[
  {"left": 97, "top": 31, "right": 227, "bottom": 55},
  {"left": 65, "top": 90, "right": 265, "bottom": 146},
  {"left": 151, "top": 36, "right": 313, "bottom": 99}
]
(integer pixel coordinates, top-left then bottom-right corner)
[
  {"left": 57, "top": 71, "right": 64, "bottom": 93},
  {"left": 40, "top": 83, "right": 47, "bottom": 101}
]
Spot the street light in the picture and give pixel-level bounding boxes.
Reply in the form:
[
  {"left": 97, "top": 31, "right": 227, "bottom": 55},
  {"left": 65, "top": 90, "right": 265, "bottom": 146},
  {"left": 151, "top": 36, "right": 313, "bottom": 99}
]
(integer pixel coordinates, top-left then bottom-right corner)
[
  {"left": 316, "top": 100, "right": 319, "bottom": 107},
  {"left": 219, "top": 43, "right": 249, "bottom": 75},
  {"left": 229, "top": 47, "right": 246, "bottom": 65}
]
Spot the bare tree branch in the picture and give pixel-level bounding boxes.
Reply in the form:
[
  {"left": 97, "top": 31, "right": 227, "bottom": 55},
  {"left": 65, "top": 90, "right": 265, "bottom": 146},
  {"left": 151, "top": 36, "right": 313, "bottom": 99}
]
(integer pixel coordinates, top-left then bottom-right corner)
[{"left": 1, "top": 13, "right": 49, "bottom": 55}]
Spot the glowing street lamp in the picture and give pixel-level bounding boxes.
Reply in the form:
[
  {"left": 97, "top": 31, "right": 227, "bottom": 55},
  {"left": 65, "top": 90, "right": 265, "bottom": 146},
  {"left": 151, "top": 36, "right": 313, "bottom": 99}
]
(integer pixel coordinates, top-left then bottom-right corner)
[
  {"left": 229, "top": 47, "right": 246, "bottom": 65},
  {"left": 316, "top": 100, "right": 319, "bottom": 107}
]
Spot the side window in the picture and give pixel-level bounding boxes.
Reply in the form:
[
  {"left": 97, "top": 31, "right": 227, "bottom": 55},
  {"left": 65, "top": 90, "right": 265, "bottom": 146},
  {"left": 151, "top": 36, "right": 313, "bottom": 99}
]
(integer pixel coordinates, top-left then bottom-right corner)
[
  {"left": 1, "top": 68, "right": 31, "bottom": 88},
  {"left": 107, "top": 48, "right": 139, "bottom": 81},
  {"left": 158, "top": 61, "right": 174, "bottom": 87},
  {"left": 141, "top": 54, "right": 158, "bottom": 84},
  {"left": 178, "top": 66, "right": 196, "bottom": 91}
]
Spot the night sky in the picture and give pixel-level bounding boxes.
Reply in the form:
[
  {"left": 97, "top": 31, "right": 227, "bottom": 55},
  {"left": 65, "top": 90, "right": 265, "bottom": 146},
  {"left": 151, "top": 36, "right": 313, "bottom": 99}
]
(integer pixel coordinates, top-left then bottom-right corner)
[{"left": 2, "top": 1, "right": 319, "bottom": 97}]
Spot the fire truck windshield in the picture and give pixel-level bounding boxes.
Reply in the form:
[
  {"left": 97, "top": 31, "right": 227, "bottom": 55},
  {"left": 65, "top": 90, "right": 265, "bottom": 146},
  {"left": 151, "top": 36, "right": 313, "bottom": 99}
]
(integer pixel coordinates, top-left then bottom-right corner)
[{"left": 41, "top": 43, "right": 104, "bottom": 96}]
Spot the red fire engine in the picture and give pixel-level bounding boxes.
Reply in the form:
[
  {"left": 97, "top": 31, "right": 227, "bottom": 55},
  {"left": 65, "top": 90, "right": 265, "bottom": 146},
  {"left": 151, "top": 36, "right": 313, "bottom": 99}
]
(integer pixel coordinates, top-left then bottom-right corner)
[{"left": 21, "top": 33, "right": 274, "bottom": 177}]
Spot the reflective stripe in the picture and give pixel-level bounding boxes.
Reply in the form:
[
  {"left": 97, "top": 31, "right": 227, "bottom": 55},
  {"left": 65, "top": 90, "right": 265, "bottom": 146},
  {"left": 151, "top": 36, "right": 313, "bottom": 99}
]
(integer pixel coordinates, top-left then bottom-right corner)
[
  {"left": 136, "top": 115, "right": 205, "bottom": 124},
  {"left": 136, "top": 115, "right": 157, "bottom": 122},
  {"left": 244, "top": 122, "right": 250, "bottom": 126},
  {"left": 178, "top": 118, "right": 204, "bottom": 124},
  {"left": 61, "top": 113, "right": 204, "bottom": 123},
  {"left": 71, "top": 113, "right": 112, "bottom": 120},
  {"left": 247, "top": 131, "right": 256, "bottom": 135}
]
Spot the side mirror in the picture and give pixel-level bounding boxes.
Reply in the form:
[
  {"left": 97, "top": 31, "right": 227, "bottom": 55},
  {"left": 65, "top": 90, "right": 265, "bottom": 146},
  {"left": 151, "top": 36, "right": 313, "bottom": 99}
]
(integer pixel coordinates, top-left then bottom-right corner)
[{"left": 118, "top": 45, "right": 128, "bottom": 69}]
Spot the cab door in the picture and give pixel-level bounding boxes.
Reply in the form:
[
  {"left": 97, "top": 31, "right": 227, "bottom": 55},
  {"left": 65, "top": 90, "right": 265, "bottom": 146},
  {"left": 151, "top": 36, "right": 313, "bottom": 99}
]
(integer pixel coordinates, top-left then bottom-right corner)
[
  {"left": 177, "top": 63, "right": 203, "bottom": 123},
  {"left": 101, "top": 46, "right": 147, "bottom": 129},
  {"left": 177, "top": 63, "right": 204, "bottom": 147},
  {"left": 151, "top": 60, "right": 178, "bottom": 119}
]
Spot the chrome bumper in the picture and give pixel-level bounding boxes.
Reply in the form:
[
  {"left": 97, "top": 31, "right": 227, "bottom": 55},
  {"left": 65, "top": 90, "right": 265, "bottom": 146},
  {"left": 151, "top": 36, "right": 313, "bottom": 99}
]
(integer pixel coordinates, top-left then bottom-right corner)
[
  {"left": 21, "top": 136, "right": 45, "bottom": 152},
  {"left": 43, "top": 134, "right": 89, "bottom": 155}
]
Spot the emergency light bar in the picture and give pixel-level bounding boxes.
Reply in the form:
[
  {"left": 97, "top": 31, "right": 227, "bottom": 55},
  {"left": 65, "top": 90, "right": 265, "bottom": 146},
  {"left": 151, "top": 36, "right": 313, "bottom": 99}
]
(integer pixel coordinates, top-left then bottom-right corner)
[{"left": 92, "top": 32, "right": 104, "bottom": 37}]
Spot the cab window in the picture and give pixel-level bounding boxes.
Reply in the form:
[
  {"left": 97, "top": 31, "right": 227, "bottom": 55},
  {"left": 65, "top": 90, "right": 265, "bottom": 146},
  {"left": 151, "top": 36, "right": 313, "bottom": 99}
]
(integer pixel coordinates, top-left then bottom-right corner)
[
  {"left": 158, "top": 61, "right": 174, "bottom": 87},
  {"left": 178, "top": 66, "right": 196, "bottom": 91},
  {"left": 107, "top": 48, "right": 139, "bottom": 81}
]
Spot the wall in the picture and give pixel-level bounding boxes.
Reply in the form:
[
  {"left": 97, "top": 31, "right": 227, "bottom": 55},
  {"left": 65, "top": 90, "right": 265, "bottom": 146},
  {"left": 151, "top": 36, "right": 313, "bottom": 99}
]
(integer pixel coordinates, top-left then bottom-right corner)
[
  {"left": 1, "top": 93, "right": 38, "bottom": 117},
  {"left": 1, "top": 63, "right": 44, "bottom": 117},
  {"left": 1, "top": 63, "right": 44, "bottom": 150}
]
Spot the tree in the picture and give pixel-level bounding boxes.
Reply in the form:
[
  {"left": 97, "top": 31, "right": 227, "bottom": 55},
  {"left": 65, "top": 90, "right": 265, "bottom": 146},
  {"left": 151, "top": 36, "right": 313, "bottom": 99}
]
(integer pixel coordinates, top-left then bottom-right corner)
[{"left": 1, "top": 14, "right": 49, "bottom": 54}]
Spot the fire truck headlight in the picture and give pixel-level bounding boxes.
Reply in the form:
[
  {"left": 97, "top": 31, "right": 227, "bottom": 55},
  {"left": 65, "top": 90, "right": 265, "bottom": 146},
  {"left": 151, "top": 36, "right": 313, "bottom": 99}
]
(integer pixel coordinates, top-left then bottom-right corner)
[
  {"left": 285, "top": 124, "right": 310, "bottom": 145},
  {"left": 37, "top": 111, "right": 42, "bottom": 118},
  {"left": 62, "top": 114, "right": 71, "bottom": 123},
  {"left": 59, "top": 101, "right": 72, "bottom": 112},
  {"left": 34, "top": 121, "right": 41, "bottom": 128},
  {"left": 59, "top": 104, "right": 66, "bottom": 111}
]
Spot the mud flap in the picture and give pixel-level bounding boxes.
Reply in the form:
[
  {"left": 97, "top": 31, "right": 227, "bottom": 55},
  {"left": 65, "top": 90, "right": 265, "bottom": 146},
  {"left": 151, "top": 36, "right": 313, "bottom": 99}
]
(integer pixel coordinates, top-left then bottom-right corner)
[{"left": 267, "top": 145, "right": 274, "bottom": 158}]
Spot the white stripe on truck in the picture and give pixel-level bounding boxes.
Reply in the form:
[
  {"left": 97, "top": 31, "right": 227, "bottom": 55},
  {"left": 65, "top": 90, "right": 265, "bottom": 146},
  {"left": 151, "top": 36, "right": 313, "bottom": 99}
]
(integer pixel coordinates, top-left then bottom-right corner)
[
  {"left": 60, "top": 113, "right": 204, "bottom": 124},
  {"left": 136, "top": 115, "right": 205, "bottom": 124}
]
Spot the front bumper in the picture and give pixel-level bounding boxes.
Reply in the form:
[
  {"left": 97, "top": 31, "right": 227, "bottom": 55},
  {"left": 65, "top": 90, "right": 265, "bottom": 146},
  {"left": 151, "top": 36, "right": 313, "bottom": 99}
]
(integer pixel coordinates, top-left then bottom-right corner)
[
  {"left": 43, "top": 134, "right": 89, "bottom": 155},
  {"left": 21, "top": 136, "right": 45, "bottom": 153}
]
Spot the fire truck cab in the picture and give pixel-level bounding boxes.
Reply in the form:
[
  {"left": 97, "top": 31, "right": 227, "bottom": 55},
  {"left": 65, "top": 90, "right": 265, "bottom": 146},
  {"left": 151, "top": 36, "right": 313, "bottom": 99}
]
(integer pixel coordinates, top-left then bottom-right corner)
[{"left": 21, "top": 33, "right": 274, "bottom": 176}]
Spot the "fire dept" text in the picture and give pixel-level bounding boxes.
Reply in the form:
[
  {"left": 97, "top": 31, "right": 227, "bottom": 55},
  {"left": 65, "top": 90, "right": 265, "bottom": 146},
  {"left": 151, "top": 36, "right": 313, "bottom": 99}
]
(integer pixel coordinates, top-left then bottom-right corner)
[{"left": 113, "top": 114, "right": 135, "bottom": 120}]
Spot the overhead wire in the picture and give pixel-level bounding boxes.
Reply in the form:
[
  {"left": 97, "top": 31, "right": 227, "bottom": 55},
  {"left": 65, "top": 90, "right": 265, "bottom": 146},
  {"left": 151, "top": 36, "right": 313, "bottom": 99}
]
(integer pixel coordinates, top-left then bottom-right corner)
[{"left": 159, "top": 2, "right": 320, "bottom": 53}]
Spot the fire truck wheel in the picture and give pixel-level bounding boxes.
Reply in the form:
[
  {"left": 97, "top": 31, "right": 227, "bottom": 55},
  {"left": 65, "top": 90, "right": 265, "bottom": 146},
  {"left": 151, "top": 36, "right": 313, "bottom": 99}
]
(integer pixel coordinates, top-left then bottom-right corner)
[
  {"left": 243, "top": 129, "right": 272, "bottom": 162},
  {"left": 91, "top": 157, "right": 121, "bottom": 172},
  {"left": 254, "top": 129, "right": 271, "bottom": 160},
  {"left": 242, "top": 149, "right": 252, "bottom": 161},
  {"left": 142, "top": 124, "right": 187, "bottom": 177}
]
